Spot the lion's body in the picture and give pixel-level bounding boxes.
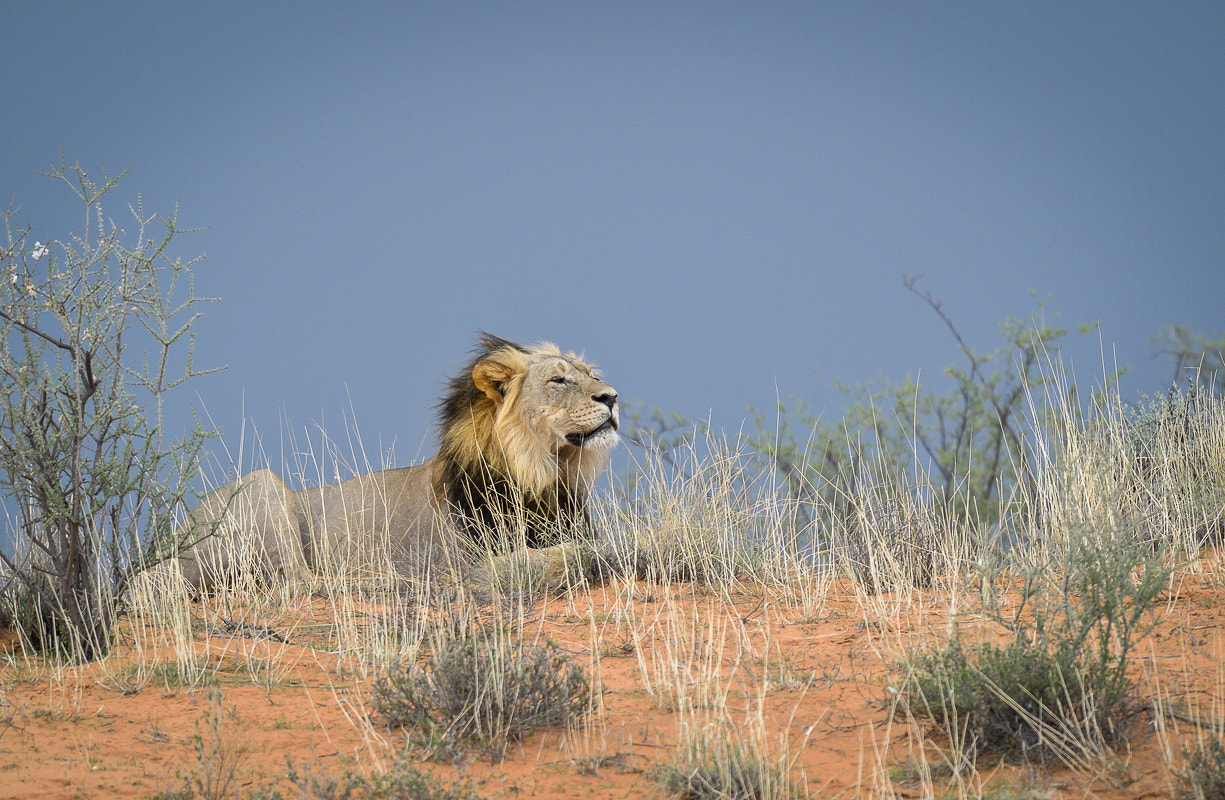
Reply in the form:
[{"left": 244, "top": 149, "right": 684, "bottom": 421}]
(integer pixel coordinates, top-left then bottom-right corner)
[{"left": 168, "top": 334, "right": 618, "bottom": 593}]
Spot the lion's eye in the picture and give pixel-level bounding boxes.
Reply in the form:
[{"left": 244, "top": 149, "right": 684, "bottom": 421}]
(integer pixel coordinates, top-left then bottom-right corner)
[{"left": 548, "top": 376, "right": 569, "bottom": 386}]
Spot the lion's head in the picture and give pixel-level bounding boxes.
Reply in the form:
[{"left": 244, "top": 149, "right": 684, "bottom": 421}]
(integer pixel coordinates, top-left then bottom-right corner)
[{"left": 434, "top": 333, "right": 619, "bottom": 547}]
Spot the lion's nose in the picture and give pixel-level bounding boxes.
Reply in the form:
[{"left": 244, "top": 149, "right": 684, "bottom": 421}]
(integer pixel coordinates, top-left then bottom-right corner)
[{"left": 594, "top": 391, "right": 618, "bottom": 412}]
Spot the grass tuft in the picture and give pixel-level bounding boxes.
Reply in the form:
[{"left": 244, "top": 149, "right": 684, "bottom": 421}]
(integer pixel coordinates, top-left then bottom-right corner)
[
  {"left": 372, "top": 633, "right": 591, "bottom": 760},
  {"left": 656, "top": 723, "right": 801, "bottom": 800}
]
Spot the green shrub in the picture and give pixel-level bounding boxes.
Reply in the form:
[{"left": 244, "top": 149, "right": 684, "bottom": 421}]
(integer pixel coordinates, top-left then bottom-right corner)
[
  {"left": 906, "top": 521, "right": 1168, "bottom": 764},
  {"left": 1181, "top": 737, "right": 1225, "bottom": 800},
  {"left": 908, "top": 638, "right": 1086, "bottom": 758},
  {"left": 372, "top": 634, "right": 590, "bottom": 759}
]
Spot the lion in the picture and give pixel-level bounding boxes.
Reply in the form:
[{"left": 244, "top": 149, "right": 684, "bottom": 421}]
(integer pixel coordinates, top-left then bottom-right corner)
[{"left": 164, "top": 333, "right": 619, "bottom": 593}]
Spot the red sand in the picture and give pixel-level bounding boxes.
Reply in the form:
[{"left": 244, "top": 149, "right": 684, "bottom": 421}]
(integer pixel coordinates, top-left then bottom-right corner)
[{"left": 1, "top": 569, "right": 1222, "bottom": 799}]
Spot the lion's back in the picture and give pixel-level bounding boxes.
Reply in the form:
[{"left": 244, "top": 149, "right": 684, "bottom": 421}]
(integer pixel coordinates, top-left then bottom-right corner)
[{"left": 296, "top": 462, "right": 455, "bottom": 576}]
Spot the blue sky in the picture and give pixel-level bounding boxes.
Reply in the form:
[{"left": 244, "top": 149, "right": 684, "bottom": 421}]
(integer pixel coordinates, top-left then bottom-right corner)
[{"left": 3, "top": 2, "right": 1222, "bottom": 477}]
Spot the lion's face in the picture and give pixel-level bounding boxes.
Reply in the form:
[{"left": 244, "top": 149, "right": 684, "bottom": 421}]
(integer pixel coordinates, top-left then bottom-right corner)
[
  {"left": 520, "top": 352, "right": 620, "bottom": 454},
  {"left": 469, "top": 340, "right": 619, "bottom": 495}
]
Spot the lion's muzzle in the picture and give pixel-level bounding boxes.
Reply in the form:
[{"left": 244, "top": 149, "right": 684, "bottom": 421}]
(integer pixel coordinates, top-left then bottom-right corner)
[{"left": 566, "top": 416, "right": 618, "bottom": 447}]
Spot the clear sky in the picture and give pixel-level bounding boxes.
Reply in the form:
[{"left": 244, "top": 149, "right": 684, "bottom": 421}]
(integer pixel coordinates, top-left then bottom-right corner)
[{"left": 3, "top": 2, "right": 1222, "bottom": 478}]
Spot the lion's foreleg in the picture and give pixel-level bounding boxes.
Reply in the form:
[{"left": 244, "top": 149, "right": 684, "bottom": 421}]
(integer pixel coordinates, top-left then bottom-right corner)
[{"left": 482, "top": 541, "right": 590, "bottom": 594}]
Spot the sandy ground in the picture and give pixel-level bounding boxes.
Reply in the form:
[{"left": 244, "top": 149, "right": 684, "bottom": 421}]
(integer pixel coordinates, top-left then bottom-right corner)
[{"left": 1, "top": 567, "right": 1222, "bottom": 800}]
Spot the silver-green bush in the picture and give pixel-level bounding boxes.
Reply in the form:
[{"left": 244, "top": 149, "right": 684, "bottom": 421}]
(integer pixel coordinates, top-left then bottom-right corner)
[{"left": 0, "top": 160, "right": 218, "bottom": 661}]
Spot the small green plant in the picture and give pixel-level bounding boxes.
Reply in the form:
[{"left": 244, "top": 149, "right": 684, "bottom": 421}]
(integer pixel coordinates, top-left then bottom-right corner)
[
  {"left": 188, "top": 689, "right": 248, "bottom": 800},
  {"left": 256, "top": 757, "right": 479, "bottom": 800},
  {"left": 372, "top": 633, "right": 590, "bottom": 759},
  {"left": 1181, "top": 737, "right": 1225, "bottom": 800}
]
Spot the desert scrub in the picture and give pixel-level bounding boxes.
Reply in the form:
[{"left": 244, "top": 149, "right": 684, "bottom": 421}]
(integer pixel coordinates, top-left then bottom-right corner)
[
  {"left": 1123, "top": 384, "right": 1225, "bottom": 551},
  {"left": 905, "top": 520, "right": 1169, "bottom": 765},
  {"left": 154, "top": 755, "right": 479, "bottom": 800},
  {"left": 837, "top": 493, "right": 941, "bottom": 593},
  {"left": 372, "top": 634, "right": 590, "bottom": 759},
  {"left": 1181, "top": 737, "right": 1225, "bottom": 800},
  {"left": 906, "top": 637, "right": 1086, "bottom": 759},
  {"left": 0, "top": 161, "right": 217, "bottom": 661},
  {"left": 598, "top": 433, "right": 812, "bottom": 590},
  {"left": 153, "top": 688, "right": 248, "bottom": 800}
]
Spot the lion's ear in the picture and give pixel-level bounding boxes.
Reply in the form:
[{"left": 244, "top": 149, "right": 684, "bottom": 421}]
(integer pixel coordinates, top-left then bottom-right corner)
[{"left": 472, "top": 359, "right": 516, "bottom": 403}]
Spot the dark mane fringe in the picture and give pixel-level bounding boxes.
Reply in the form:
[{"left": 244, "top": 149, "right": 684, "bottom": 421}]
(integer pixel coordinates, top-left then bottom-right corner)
[
  {"left": 435, "top": 331, "right": 522, "bottom": 435},
  {"left": 433, "top": 332, "right": 583, "bottom": 549}
]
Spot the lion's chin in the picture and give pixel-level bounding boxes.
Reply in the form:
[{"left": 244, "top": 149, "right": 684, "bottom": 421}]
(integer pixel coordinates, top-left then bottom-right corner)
[{"left": 565, "top": 418, "right": 619, "bottom": 449}]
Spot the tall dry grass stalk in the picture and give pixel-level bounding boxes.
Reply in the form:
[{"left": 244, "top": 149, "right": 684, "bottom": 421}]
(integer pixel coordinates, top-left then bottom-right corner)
[
  {"left": 598, "top": 435, "right": 828, "bottom": 594},
  {"left": 627, "top": 587, "right": 741, "bottom": 713},
  {"left": 1025, "top": 368, "right": 1225, "bottom": 559},
  {"left": 1147, "top": 630, "right": 1225, "bottom": 798}
]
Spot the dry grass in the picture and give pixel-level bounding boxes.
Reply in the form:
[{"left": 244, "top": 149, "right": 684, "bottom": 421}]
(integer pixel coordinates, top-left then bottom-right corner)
[{"left": 0, "top": 385, "right": 1222, "bottom": 798}]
